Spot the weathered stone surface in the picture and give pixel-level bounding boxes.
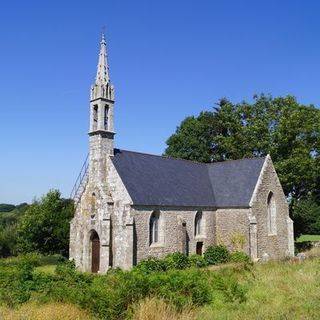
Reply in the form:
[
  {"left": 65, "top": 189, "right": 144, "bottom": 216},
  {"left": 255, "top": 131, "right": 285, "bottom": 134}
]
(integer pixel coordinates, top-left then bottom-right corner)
[{"left": 250, "top": 155, "right": 294, "bottom": 260}]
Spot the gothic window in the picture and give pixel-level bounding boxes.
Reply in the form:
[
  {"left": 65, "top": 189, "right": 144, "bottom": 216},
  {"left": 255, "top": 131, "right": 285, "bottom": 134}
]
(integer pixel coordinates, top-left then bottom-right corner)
[
  {"left": 195, "top": 211, "right": 203, "bottom": 236},
  {"left": 150, "top": 211, "right": 160, "bottom": 245},
  {"left": 104, "top": 106, "right": 109, "bottom": 130},
  {"left": 90, "top": 193, "right": 96, "bottom": 216},
  {"left": 93, "top": 105, "right": 98, "bottom": 130},
  {"left": 267, "top": 192, "right": 277, "bottom": 235}
]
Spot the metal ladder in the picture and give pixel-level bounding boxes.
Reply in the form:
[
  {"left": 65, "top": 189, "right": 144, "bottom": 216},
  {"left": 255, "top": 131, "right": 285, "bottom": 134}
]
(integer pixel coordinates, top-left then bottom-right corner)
[{"left": 70, "top": 154, "right": 89, "bottom": 208}]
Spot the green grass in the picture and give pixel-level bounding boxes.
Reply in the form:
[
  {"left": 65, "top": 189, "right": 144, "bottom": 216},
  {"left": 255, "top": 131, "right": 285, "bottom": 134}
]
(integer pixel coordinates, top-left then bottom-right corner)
[
  {"left": 34, "top": 264, "right": 57, "bottom": 274},
  {"left": 296, "top": 234, "right": 320, "bottom": 242},
  {"left": 197, "top": 257, "right": 320, "bottom": 320}
]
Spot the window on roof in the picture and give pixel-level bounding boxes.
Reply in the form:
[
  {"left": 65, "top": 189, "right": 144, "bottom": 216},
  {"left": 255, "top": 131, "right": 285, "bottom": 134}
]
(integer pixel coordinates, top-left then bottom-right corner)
[
  {"left": 150, "top": 211, "right": 161, "bottom": 245},
  {"left": 267, "top": 192, "right": 277, "bottom": 235},
  {"left": 195, "top": 211, "right": 203, "bottom": 236}
]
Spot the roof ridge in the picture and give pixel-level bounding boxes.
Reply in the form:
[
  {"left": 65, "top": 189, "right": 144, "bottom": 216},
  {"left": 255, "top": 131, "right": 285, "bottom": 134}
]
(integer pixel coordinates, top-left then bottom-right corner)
[
  {"left": 114, "top": 148, "right": 206, "bottom": 165},
  {"left": 207, "top": 156, "right": 266, "bottom": 166}
]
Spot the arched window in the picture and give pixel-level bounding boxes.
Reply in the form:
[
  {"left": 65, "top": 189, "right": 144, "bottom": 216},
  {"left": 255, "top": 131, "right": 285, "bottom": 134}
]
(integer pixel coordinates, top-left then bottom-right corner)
[
  {"left": 267, "top": 192, "right": 277, "bottom": 235},
  {"left": 90, "top": 193, "right": 96, "bottom": 214},
  {"left": 149, "top": 211, "right": 160, "bottom": 245},
  {"left": 104, "top": 106, "right": 109, "bottom": 130},
  {"left": 195, "top": 211, "right": 203, "bottom": 236},
  {"left": 93, "top": 105, "right": 98, "bottom": 130}
]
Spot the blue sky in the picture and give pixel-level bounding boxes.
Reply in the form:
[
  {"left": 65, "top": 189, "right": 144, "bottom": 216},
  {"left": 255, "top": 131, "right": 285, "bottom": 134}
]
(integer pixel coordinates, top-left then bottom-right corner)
[{"left": 1, "top": 0, "right": 320, "bottom": 204}]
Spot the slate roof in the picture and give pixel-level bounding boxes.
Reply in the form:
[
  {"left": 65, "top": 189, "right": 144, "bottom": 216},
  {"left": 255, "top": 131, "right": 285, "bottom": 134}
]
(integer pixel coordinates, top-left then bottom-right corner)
[{"left": 111, "top": 149, "right": 265, "bottom": 208}]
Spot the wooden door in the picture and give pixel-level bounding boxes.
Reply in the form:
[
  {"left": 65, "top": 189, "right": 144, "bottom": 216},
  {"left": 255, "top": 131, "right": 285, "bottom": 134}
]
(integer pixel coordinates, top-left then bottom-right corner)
[
  {"left": 196, "top": 242, "right": 203, "bottom": 255},
  {"left": 91, "top": 232, "right": 100, "bottom": 273}
]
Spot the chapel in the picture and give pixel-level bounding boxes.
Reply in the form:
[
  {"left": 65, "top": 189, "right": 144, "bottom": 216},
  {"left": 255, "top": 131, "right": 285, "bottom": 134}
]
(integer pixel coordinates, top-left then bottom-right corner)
[{"left": 69, "top": 35, "right": 294, "bottom": 273}]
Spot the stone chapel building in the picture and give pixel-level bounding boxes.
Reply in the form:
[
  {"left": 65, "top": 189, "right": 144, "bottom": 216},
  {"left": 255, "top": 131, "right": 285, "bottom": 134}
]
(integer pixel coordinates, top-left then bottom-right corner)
[{"left": 69, "top": 35, "right": 294, "bottom": 273}]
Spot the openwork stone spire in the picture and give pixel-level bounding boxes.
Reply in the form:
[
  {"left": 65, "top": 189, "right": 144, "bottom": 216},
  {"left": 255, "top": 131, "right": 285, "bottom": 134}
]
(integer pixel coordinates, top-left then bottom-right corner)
[
  {"left": 91, "top": 33, "right": 114, "bottom": 101},
  {"left": 95, "top": 33, "right": 110, "bottom": 84}
]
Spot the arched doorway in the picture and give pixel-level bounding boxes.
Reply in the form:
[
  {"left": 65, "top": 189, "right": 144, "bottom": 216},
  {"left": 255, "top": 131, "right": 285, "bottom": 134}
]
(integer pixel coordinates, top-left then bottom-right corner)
[{"left": 90, "top": 230, "right": 100, "bottom": 273}]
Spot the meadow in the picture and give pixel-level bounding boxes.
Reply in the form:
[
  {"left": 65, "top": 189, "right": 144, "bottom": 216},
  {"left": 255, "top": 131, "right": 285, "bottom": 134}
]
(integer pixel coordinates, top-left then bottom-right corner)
[{"left": 0, "top": 248, "right": 319, "bottom": 320}]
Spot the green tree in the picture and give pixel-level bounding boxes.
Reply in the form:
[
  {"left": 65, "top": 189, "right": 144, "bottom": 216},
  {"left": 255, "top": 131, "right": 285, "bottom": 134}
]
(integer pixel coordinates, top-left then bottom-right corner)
[
  {"left": 165, "top": 95, "right": 320, "bottom": 201},
  {"left": 0, "top": 203, "right": 29, "bottom": 257},
  {"left": 291, "top": 197, "right": 320, "bottom": 238},
  {"left": 16, "top": 190, "right": 74, "bottom": 256}
]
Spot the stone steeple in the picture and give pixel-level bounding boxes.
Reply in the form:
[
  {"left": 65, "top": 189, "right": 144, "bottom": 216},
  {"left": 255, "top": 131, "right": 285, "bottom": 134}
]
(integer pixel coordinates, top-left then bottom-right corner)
[
  {"left": 89, "top": 33, "right": 115, "bottom": 176},
  {"left": 91, "top": 33, "right": 115, "bottom": 101},
  {"left": 95, "top": 33, "right": 109, "bottom": 85}
]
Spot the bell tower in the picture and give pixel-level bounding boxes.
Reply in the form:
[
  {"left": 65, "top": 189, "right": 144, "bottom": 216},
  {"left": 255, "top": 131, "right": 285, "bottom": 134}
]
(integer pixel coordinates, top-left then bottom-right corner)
[{"left": 89, "top": 34, "right": 115, "bottom": 183}]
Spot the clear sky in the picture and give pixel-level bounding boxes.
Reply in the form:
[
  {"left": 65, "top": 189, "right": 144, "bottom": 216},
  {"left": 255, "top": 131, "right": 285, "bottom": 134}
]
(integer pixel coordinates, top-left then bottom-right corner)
[{"left": 1, "top": 0, "right": 320, "bottom": 204}]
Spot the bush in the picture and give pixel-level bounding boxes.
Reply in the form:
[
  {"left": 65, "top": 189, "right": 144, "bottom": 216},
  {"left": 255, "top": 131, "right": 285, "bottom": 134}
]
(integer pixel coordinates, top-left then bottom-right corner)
[
  {"left": 148, "top": 269, "right": 212, "bottom": 309},
  {"left": 0, "top": 254, "right": 252, "bottom": 319},
  {"left": 189, "top": 254, "right": 208, "bottom": 268},
  {"left": 134, "top": 257, "right": 168, "bottom": 274},
  {"left": 230, "top": 251, "right": 250, "bottom": 263},
  {"left": 204, "top": 245, "right": 230, "bottom": 265},
  {"left": 164, "top": 252, "right": 190, "bottom": 270}
]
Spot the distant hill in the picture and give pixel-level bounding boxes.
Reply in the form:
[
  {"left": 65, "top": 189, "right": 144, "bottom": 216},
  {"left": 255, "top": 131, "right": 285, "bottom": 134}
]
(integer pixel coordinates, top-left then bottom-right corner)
[
  {"left": 0, "top": 203, "right": 28, "bottom": 213},
  {"left": 0, "top": 204, "right": 16, "bottom": 213}
]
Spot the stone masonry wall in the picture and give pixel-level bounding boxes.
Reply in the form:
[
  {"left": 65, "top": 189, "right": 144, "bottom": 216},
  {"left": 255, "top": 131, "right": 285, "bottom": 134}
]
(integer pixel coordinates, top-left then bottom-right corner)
[
  {"left": 131, "top": 207, "right": 216, "bottom": 263},
  {"left": 69, "top": 155, "right": 133, "bottom": 273},
  {"left": 251, "top": 156, "right": 293, "bottom": 259},
  {"left": 214, "top": 208, "right": 251, "bottom": 254}
]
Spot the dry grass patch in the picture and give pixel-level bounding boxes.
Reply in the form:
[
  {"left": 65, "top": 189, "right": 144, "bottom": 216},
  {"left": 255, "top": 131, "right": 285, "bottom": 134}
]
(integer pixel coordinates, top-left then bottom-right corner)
[
  {"left": 197, "top": 258, "right": 320, "bottom": 320},
  {"left": 132, "top": 298, "right": 196, "bottom": 320},
  {"left": 0, "top": 302, "right": 94, "bottom": 320}
]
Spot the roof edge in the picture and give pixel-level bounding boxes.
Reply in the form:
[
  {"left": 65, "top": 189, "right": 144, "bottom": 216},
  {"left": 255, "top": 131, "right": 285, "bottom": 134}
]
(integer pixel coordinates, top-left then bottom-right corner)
[{"left": 249, "top": 154, "right": 270, "bottom": 207}]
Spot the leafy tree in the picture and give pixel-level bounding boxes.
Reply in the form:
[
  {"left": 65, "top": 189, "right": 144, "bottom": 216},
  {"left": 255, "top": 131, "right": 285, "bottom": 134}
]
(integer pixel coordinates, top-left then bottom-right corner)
[
  {"left": 291, "top": 197, "right": 320, "bottom": 238},
  {"left": 0, "top": 224, "right": 18, "bottom": 257},
  {"left": 16, "top": 190, "right": 74, "bottom": 256},
  {"left": 0, "top": 203, "right": 29, "bottom": 257},
  {"left": 165, "top": 95, "right": 320, "bottom": 201}
]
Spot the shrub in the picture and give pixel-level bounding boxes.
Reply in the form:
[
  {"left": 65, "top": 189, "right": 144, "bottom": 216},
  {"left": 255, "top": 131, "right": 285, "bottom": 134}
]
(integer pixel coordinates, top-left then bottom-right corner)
[
  {"left": 204, "top": 245, "right": 230, "bottom": 265},
  {"left": 134, "top": 257, "right": 168, "bottom": 274},
  {"left": 230, "top": 251, "right": 250, "bottom": 263},
  {"left": 148, "top": 269, "right": 212, "bottom": 309},
  {"left": 189, "top": 254, "right": 208, "bottom": 268},
  {"left": 164, "top": 252, "right": 190, "bottom": 270}
]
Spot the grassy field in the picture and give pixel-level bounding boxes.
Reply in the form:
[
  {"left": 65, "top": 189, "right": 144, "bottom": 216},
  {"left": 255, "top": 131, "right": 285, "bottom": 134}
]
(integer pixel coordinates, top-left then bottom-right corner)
[
  {"left": 296, "top": 234, "right": 320, "bottom": 242},
  {"left": 1, "top": 250, "right": 320, "bottom": 320}
]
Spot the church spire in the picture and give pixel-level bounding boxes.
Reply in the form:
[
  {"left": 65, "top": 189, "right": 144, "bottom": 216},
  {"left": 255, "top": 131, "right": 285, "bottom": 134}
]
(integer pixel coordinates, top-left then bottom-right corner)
[
  {"left": 95, "top": 33, "right": 110, "bottom": 85},
  {"left": 89, "top": 33, "right": 115, "bottom": 156},
  {"left": 90, "top": 33, "right": 114, "bottom": 102}
]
